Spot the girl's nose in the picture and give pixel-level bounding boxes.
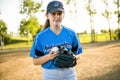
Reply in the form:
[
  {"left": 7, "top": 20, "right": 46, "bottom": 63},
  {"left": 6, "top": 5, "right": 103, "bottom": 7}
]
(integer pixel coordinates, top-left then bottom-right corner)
[{"left": 55, "top": 14, "right": 60, "bottom": 18}]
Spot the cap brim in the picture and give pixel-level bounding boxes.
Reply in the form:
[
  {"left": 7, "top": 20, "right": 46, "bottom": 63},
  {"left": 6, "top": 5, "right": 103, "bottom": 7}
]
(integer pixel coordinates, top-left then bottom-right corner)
[{"left": 49, "top": 8, "right": 64, "bottom": 13}]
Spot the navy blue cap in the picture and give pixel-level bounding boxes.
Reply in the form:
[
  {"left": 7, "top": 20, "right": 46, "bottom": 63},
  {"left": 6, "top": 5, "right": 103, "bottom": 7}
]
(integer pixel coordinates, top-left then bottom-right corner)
[{"left": 47, "top": 1, "right": 64, "bottom": 13}]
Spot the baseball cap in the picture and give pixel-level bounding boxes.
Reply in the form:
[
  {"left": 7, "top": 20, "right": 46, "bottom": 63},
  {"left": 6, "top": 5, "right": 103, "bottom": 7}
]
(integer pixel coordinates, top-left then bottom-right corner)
[{"left": 47, "top": 1, "right": 64, "bottom": 13}]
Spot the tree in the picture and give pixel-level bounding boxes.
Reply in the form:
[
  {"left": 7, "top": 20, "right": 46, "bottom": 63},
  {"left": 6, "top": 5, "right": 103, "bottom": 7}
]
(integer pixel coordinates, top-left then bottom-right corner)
[
  {"left": 101, "top": 29, "right": 107, "bottom": 33},
  {"left": 115, "top": 28, "right": 120, "bottom": 33},
  {"left": 102, "top": 0, "right": 112, "bottom": 40},
  {"left": 114, "top": 0, "right": 120, "bottom": 39},
  {"left": 19, "top": 16, "right": 41, "bottom": 38},
  {"left": 83, "top": 30, "right": 88, "bottom": 34},
  {"left": 0, "top": 20, "right": 7, "bottom": 36},
  {"left": 0, "top": 19, "right": 7, "bottom": 47},
  {"left": 19, "top": 0, "right": 44, "bottom": 38},
  {"left": 84, "top": 0, "right": 97, "bottom": 42}
]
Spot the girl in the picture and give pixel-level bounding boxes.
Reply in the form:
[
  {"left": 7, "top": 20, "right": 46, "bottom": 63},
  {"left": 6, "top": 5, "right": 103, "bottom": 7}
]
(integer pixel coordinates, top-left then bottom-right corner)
[{"left": 30, "top": 1, "right": 82, "bottom": 80}]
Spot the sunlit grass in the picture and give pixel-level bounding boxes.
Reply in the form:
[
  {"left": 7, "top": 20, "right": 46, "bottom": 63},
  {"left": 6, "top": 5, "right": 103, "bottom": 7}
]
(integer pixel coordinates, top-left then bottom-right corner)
[
  {"left": 79, "top": 33, "right": 117, "bottom": 43},
  {"left": 0, "top": 37, "right": 33, "bottom": 50},
  {"left": 0, "top": 33, "right": 117, "bottom": 50},
  {"left": 3, "top": 42, "right": 32, "bottom": 50}
]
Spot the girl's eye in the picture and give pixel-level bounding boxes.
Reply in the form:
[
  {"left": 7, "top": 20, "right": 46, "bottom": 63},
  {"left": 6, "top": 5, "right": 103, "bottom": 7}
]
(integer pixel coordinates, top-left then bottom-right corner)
[
  {"left": 52, "top": 13, "right": 55, "bottom": 15},
  {"left": 52, "top": 12, "right": 62, "bottom": 15},
  {"left": 58, "top": 12, "right": 62, "bottom": 15}
]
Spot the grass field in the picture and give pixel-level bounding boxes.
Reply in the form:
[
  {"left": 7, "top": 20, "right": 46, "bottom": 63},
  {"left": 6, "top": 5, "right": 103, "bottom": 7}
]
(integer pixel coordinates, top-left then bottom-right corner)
[
  {"left": 0, "top": 37, "right": 32, "bottom": 50},
  {"left": 0, "top": 33, "right": 117, "bottom": 50},
  {"left": 0, "top": 40, "right": 120, "bottom": 80},
  {"left": 79, "top": 33, "right": 117, "bottom": 43}
]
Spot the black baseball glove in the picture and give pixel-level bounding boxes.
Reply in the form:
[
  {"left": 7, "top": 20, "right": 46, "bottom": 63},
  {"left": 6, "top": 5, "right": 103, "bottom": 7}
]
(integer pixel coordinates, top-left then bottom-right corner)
[{"left": 54, "top": 46, "right": 77, "bottom": 68}]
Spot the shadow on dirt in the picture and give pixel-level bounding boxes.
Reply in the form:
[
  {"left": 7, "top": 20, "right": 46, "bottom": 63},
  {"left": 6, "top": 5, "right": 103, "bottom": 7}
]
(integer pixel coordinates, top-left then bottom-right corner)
[{"left": 86, "top": 65, "right": 120, "bottom": 80}]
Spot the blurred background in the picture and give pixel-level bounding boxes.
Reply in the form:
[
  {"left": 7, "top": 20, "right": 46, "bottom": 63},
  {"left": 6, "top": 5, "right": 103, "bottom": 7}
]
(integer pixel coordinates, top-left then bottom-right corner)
[{"left": 0, "top": 0, "right": 120, "bottom": 49}]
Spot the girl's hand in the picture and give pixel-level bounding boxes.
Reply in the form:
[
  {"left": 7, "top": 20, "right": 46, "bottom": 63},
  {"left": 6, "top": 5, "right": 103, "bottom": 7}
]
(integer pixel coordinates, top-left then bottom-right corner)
[{"left": 48, "top": 50, "right": 59, "bottom": 60}]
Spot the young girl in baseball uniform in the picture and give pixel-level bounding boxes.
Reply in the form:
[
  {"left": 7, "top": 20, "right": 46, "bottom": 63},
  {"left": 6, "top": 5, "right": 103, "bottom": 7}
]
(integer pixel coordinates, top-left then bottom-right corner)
[{"left": 30, "top": 1, "right": 82, "bottom": 80}]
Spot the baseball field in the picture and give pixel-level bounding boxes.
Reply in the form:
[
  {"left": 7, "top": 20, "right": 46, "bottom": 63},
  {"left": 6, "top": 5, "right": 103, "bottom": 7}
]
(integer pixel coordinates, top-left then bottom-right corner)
[{"left": 0, "top": 40, "right": 120, "bottom": 80}]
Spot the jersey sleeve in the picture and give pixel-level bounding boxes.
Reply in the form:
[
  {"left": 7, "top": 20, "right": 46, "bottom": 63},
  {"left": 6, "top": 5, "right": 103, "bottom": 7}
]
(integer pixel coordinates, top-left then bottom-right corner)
[
  {"left": 30, "top": 36, "right": 44, "bottom": 58},
  {"left": 72, "top": 33, "right": 82, "bottom": 55}
]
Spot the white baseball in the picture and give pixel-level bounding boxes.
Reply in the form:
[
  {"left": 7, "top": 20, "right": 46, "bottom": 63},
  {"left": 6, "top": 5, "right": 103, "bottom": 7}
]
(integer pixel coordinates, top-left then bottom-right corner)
[{"left": 51, "top": 47, "right": 59, "bottom": 52}]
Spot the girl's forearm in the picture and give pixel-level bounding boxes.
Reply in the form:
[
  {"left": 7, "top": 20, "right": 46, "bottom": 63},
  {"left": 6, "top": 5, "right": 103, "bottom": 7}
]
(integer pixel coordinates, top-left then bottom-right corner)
[
  {"left": 32, "top": 54, "right": 51, "bottom": 65},
  {"left": 32, "top": 51, "right": 59, "bottom": 65}
]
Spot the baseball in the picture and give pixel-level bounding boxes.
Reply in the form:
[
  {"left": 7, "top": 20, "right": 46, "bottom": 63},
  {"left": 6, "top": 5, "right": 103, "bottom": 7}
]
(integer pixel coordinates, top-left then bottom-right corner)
[{"left": 51, "top": 47, "right": 59, "bottom": 52}]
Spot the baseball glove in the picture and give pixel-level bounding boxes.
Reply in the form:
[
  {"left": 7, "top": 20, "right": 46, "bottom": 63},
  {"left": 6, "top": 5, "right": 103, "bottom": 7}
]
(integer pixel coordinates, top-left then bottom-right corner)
[{"left": 54, "top": 46, "right": 77, "bottom": 68}]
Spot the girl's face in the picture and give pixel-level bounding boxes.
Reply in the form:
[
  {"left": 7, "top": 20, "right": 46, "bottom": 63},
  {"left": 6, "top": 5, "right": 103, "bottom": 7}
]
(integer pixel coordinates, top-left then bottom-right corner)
[{"left": 46, "top": 11, "right": 64, "bottom": 27}]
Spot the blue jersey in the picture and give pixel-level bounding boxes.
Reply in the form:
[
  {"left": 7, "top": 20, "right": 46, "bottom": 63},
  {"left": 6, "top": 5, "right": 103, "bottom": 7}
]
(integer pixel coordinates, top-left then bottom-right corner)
[{"left": 30, "top": 26, "right": 82, "bottom": 69}]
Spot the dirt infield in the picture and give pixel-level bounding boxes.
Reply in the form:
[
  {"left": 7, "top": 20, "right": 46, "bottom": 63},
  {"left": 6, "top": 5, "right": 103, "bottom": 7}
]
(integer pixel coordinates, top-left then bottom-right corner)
[{"left": 0, "top": 40, "right": 120, "bottom": 80}]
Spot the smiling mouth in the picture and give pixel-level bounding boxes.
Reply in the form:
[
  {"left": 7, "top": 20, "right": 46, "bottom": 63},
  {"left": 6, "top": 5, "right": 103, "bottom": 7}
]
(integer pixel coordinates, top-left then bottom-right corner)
[{"left": 55, "top": 19, "right": 61, "bottom": 22}]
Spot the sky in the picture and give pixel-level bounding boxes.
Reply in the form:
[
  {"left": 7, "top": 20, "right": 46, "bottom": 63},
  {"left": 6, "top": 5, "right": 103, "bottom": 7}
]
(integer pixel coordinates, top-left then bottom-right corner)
[{"left": 0, "top": 0, "right": 118, "bottom": 35}]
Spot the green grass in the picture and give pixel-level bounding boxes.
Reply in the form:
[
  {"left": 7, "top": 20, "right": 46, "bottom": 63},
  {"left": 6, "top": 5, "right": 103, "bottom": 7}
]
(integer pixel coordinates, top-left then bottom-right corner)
[
  {"left": 79, "top": 33, "right": 117, "bottom": 43},
  {"left": 3, "top": 42, "right": 32, "bottom": 50},
  {"left": 0, "top": 37, "right": 33, "bottom": 50},
  {"left": 0, "top": 33, "right": 118, "bottom": 50}
]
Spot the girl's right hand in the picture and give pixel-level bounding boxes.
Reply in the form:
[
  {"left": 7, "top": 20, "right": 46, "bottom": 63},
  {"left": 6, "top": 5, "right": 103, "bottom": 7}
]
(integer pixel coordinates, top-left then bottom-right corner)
[{"left": 48, "top": 50, "right": 59, "bottom": 60}]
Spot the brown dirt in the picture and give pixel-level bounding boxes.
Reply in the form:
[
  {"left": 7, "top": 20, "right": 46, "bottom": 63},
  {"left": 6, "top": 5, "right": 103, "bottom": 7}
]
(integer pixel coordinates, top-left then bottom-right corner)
[{"left": 0, "top": 40, "right": 120, "bottom": 80}]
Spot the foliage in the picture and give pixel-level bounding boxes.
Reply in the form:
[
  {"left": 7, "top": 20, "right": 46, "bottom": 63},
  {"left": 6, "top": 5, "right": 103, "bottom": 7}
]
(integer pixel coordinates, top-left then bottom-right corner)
[
  {"left": 19, "top": 16, "right": 41, "bottom": 38},
  {"left": 101, "top": 0, "right": 112, "bottom": 21},
  {"left": 19, "top": 0, "right": 43, "bottom": 15},
  {"left": 0, "top": 19, "right": 7, "bottom": 36},
  {"left": 102, "top": 10, "right": 112, "bottom": 19},
  {"left": 4, "top": 36, "right": 11, "bottom": 44},
  {"left": 101, "top": 29, "right": 107, "bottom": 33},
  {"left": 84, "top": 0, "right": 97, "bottom": 16},
  {"left": 0, "top": 19, "right": 11, "bottom": 45},
  {"left": 114, "top": 0, "right": 120, "bottom": 23},
  {"left": 66, "top": 0, "right": 71, "bottom": 4},
  {"left": 19, "top": 0, "right": 44, "bottom": 38},
  {"left": 115, "top": 28, "right": 120, "bottom": 33},
  {"left": 86, "top": 4, "right": 96, "bottom": 15}
]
